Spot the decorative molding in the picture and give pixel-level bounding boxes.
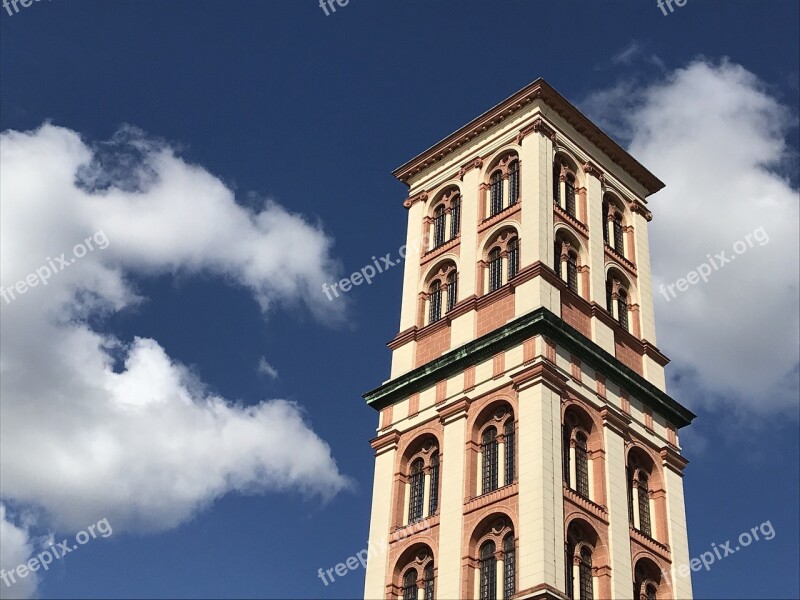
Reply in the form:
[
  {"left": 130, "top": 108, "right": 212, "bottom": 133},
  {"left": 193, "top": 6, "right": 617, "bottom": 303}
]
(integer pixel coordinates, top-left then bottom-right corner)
[
  {"left": 403, "top": 191, "right": 428, "bottom": 209},
  {"left": 437, "top": 396, "right": 472, "bottom": 424},
  {"left": 600, "top": 405, "right": 632, "bottom": 437},
  {"left": 458, "top": 157, "right": 483, "bottom": 180},
  {"left": 370, "top": 429, "right": 401, "bottom": 455},
  {"left": 392, "top": 79, "right": 665, "bottom": 196},
  {"left": 660, "top": 446, "right": 689, "bottom": 476},
  {"left": 510, "top": 360, "right": 569, "bottom": 394}
]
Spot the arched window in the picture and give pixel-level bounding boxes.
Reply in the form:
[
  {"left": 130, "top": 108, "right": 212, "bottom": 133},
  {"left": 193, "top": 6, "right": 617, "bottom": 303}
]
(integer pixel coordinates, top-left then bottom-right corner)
[
  {"left": 428, "top": 281, "right": 442, "bottom": 324},
  {"left": 602, "top": 199, "right": 610, "bottom": 245},
  {"left": 479, "top": 541, "right": 497, "bottom": 600},
  {"left": 565, "top": 174, "right": 577, "bottom": 217},
  {"left": 424, "top": 563, "right": 435, "bottom": 600},
  {"left": 628, "top": 454, "right": 653, "bottom": 537},
  {"left": 618, "top": 288, "right": 629, "bottom": 331},
  {"left": 488, "top": 248, "right": 502, "bottom": 293},
  {"left": 450, "top": 195, "right": 461, "bottom": 240},
  {"left": 605, "top": 279, "right": 614, "bottom": 314},
  {"left": 634, "top": 558, "right": 662, "bottom": 600},
  {"left": 503, "top": 419, "right": 515, "bottom": 485},
  {"left": 503, "top": 534, "right": 515, "bottom": 600},
  {"left": 637, "top": 471, "right": 652, "bottom": 536},
  {"left": 566, "top": 249, "right": 578, "bottom": 293},
  {"left": 446, "top": 272, "right": 458, "bottom": 313},
  {"left": 481, "top": 426, "right": 499, "bottom": 494},
  {"left": 428, "top": 452, "right": 440, "bottom": 516},
  {"left": 508, "top": 161, "right": 519, "bottom": 206},
  {"left": 409, "top": 458, "right": 425, "bottom": 523},
  {"left": 403, "top": 568, "right": 418, "bottom": 600},
  {"left": 507, "top": 238, "right": 519, "bottom": 281},
  {"left": 490, "top": 171, "right": 503, "bottom": 216},
  {"left": 579, "top": 547, "right": 593, "bottom": 600},
  {"left": 433, "top": 205, "right": 446, "bottom": 248},
  {"left": 613, "top": 213, "right": 624, "bottom": 256},
  {"left": 575, "top": 432, "right": 589, "bottom": 498}
]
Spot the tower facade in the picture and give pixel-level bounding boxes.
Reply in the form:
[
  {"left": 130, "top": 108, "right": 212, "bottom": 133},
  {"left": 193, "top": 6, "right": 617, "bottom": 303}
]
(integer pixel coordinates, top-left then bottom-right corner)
[{"left": 363, "top": 79, "right": 694, "bottom": 600}]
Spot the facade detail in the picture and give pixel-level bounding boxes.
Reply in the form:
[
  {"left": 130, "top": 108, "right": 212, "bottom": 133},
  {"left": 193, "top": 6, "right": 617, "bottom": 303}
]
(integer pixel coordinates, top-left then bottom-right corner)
[{"left": 364, "top": 79, "right": 695, "bottom": 600}]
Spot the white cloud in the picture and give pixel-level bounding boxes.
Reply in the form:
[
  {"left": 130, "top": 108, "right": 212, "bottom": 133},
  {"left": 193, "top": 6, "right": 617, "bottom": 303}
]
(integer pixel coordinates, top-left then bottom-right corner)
[
  {"left": 257, "top": 357, "right": 279, "bottom": 379},
  {"left": 0, "top": 506, "right": 38, "bottom": 600},
  {"left": 0, "top": 123, "right": 350, "bottom": 554},
  {"left": 583, "top": 59, "right": 800, "bottom": 415}
]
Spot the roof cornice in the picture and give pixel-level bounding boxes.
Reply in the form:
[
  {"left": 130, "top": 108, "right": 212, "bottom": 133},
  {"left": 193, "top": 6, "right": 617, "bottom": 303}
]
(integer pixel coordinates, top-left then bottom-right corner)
[{"left": 392, "top": 78, "right": 665, "bottom": 197}]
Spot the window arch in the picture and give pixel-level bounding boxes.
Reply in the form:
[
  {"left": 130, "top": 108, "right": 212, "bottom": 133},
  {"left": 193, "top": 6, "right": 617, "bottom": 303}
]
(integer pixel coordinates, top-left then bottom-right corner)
[
  {"left": 479, "top": 540, "right": 497, "bottom": 600},
  {"left": 605, "top": 268, "right": 633, "bottom": 332},
  {"left": 394, "top": 545, "right": 436, "bottom": 600},
  {"left": 427, "top": 187, "right": 462, "bottom": 251},
  {"left": 400, "top": 437, "right": 441, "bottom": 526},
  {"left": 483, "top": 229, "right": 521, "bottom": 295},
  {"left": 484, "top": 151, "right": 520, "bottom": 219},
  {"left": 553, "top": 154, "right": 583, "bottom": 223},
  {"left": 633, "top": 557, "right": 663, "bottom": 600},
  {"left": 628, "top": 451, "right": 653, "bottom": 537},
  {"left": 566, "top": 521, "right": 599, "bottom": 600},
  {"left": 409, "top": 458, "right": 425, "bottom": 523},
  {"left": 603, "top": 192, "right": 629, "bottom": 259},
  {"left": 470, "top": 516, "right": 515, "bottom": 600},
  {"left": 423, "top": 261, "right": 458, "bottom": 326},
  {"left": 562, "top": 406, "right": 602, "bottom": 502},
  {"left": 475, "top": 405, "right": 516, "bottom": 496},
  {"left": 554, "top": 230, "right": 583, "bottom": 296},
  {"left": 403, "top": 568, "right": 419, "bottom": 600}
]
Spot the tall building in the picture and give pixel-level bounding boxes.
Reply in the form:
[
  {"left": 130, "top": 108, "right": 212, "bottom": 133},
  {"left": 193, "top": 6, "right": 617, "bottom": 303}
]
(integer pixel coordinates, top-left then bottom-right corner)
[{"left": 363, "top": 79, "right": 695, "bottom": 600}]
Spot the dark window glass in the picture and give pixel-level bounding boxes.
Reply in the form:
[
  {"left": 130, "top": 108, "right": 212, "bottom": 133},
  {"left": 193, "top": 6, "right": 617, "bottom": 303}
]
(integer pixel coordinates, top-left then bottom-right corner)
[
  {"left": 504, "top": 420, "right": 515, "bottom": 484},
  {"left": 579, "top": 548, "right": 593, "bottom": 600},
  {"left": 602, "top": 200, "right": 610, "bottom": 245},
  {"left": 565, "top": 175, "right": 576, "bottom": 217},
  {"left": 424, "top": 563, "right": 435, "bottom": 600},
  {"left": 450, "top": 196, "right": 461, "bottom": 239},
  {"left": 503, "top": 535, "right": 515, "bottom": 600},
  {"left": 507, "top": 238, "right": 519, "bottom": 281},
  {"left": 490, "top": 171, "right": 503, "bottom": 216},
  {"left": 575, "top": 433, "right": 590, "bottom": 498},
  {"left": 480, "top": 541, "right": 497, "bottom": 600},
  {"left": 508, "top": 161, "right": 519, "bottom": 206},
  {"left": 403, "top": 569, "right": 419, "bottom": 600},
  {"left": 613, "top": 216, "right": 624, "bottom": 256},
  {"left": 428, "top": 452, "right": 439, "bottom": 516},
  {"left": 563, "top": 425, "right": 571, "bottom": 487},
  {"left": 618, "top": 289, "right": 629, "bottom": 331},
  {"left": 433, "top": 205, "right": 446, "bottom": 248},
  {"left": 481, "top": 426, "right": 499, "bottom": 494},
  {"left": 645, "top": 583, "right": 657, "bottom": 600},
  {"left": 489, "top": 249, "right": 502, "bottom": 292},
  {"left": 567, "top": 252, "right": 578, "bottom": 293},
  {"left": 429, "top": 281, "right": 442, "bottom": 324},
  {"left": 408, "top": 459, "right": 425, "bottom": 523},
  {"left": 606, "top": 280, "right": 614, "bottom": 314},
  {"left": 446, "top": 273, "right": 457, "bottom": 313},
  {"left": 638, "top": 473, "right": 652, "bottom": 537}
]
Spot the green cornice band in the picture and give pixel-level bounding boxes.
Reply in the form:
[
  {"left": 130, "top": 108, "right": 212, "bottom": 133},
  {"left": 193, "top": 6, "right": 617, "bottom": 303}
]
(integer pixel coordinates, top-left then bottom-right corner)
[{"left": 362, "top": 307, "right": 695, "bottom": 428}]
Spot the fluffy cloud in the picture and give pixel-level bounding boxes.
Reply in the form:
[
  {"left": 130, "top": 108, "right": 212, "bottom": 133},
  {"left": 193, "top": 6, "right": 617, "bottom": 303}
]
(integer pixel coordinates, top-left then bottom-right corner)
[
  {"left": 583, "top": 59, "right": 799, "bottom": 414},
  {"left": 0, "top": 124, "right": 349, "bottom": 549},
  {"left": 0, "top": 506, "right": 38, "bottom": 600}
]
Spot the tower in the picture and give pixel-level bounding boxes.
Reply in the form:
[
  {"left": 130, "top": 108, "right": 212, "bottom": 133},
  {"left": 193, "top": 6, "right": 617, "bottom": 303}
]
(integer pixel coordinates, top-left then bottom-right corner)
[{"left": 363, "top": 79, "right": 695, "bottom": 600}]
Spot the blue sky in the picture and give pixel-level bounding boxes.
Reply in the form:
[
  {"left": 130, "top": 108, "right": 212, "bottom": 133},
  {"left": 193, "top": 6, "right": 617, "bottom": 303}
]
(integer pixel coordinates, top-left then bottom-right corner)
[{"left": 1, "top": 1, "right": 798, "bottom": 599}]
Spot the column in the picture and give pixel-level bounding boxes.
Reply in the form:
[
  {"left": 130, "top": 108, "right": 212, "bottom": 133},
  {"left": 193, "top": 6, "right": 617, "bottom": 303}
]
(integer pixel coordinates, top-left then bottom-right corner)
[
  {"left": 661, "top": 448, "right": 693, "bottom": 600},
  {"left": 435, "top": 398, "right": 471, "bottom": 599},
  {"left": 513, "top": 361, "right": 567, "bottom": 592},
  {"left": 600, "top": 407, "right": 634, "bottom": 600},
  {"left": 364, "top": 431, "right": 401, "bottom": 599}
]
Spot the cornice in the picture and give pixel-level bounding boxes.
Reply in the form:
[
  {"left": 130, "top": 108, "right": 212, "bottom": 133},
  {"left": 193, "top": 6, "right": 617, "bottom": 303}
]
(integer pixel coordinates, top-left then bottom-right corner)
[
  {"left": 392, "top": 79, "right": 665, "bottom": 196},
  {"left": 364, "top": 307, "right": 696, "bottom": 428}
]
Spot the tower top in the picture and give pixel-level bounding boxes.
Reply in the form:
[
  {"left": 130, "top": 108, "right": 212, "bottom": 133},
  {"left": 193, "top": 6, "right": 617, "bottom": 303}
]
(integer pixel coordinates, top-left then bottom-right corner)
[{"left": 393, "top": 78, "right": 665, "bottom": 196}]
